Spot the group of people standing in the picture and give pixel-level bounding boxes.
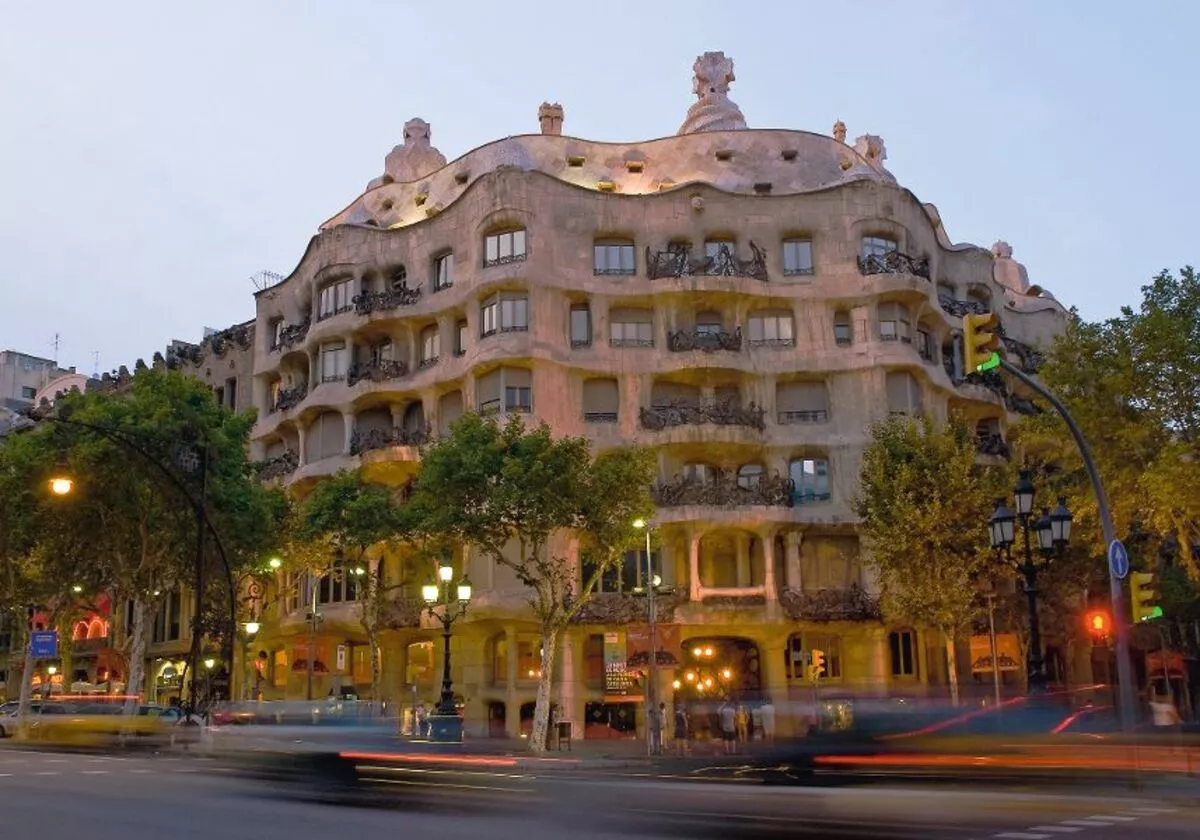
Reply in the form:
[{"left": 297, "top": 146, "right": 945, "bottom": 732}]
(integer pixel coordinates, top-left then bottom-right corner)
[{"left": 648, "top": 700, "right": 776, "bottom": 755}]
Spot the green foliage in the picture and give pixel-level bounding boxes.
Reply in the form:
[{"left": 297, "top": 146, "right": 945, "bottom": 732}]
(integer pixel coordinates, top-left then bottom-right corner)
[
  {"left": 855, "top": 414, "right": 1002, "bottom": 631},
  {"left": 297, "top": 469, "right": 406, "bottom": 563}
]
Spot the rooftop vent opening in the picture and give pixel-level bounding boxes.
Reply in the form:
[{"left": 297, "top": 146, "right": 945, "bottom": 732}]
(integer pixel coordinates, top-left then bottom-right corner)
[
  {"left": 781, "top": 150, "right": 798, "bottom": 162},
  {"left": 414, "top": 193, "right": 428, "bottom": 207},
  {"left": 380, "top": 198, "right": 394, "bottom": 211},
  {"left": 454, "top": 172, "right": 469, "bottom": 185},
  {"left": 625, "top": 160, "right": 645, "bottom": 174},
  {"left": 754, "top": 182, "right": 772, "bottom": 195},
  {"left": 715, "top": 150, "right": 734, "bottom": 162},
  {"left": 567, "top": 155, "right": 586, "bottom": 167},
  {"left": 597, "top": 180, "right": 617, "bottom": 192}
]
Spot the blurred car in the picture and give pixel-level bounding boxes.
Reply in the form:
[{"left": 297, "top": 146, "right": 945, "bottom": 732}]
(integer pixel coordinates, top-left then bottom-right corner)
[
  {"left": 0, "top": 701, "right": 68, "bottom": 738},
  {"left": 20, "top": 698, "right": 178, "bottom": 749}
]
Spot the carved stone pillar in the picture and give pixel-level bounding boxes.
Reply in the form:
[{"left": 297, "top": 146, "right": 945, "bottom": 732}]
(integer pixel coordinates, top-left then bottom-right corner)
[
  {"left": 735, "top": 535, "right": 750, "bottom": 588},
  {"left": 389, "top": 403, "right": 404, "bottom": 429},
  {"left": 296, "top": 424, "right": 308, "bottom": 466},
  {"left": 784, "top": 532, "right": 803, "bottom": 591},
  {"left": 688, "top": 531, "right": 702, "bottom": 602},
  {"left": 505, "top": 624, "right": 519, "bottom": 738},
  {"left": 558, "top": 630, "right": 579, "bottom": 738},
  {"left": 342, "top": 410, "right": 355, "bottom": 454},
  {"left": 761, "top": 530, "right": 777, "bottom": 601},
  {"left": 307, "top": 348, "right": 319, "bottom": 389}
]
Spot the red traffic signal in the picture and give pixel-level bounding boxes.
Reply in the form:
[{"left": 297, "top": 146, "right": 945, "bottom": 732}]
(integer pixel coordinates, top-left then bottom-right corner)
[{"left": 1086, "top": 609, "right": 1110, "bottom": 635}]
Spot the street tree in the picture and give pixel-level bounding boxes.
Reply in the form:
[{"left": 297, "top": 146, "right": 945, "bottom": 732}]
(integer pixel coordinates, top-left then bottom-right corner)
[
  {"left": 410, "top": 413, "right": 654, "bottom": 752},
  {"left": 296, "top": 469, "right": 409, "bottom": 702},
  {"left": 855, "top": 414, "right": 1003, "bottom": 704}
]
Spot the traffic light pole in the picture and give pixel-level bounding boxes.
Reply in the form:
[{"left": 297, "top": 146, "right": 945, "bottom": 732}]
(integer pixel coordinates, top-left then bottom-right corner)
[{"left": 997, "top": 357, "right": 1136, "bottom": 733}]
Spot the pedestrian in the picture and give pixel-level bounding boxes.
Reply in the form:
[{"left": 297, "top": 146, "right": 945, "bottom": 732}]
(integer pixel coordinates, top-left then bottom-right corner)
[
  {"left": 759, "top": 700, "right": 776, "bottom": 745},
  {"left": 719, "top": 702, "right": 737, "bottom": 755},
  {"left": 674, "top": 705, "right": 689, "bottom": 756},
  {"left": 648, "top": 701, "right": 664, "bottom": 755},
  {"left": 1150, "top": 693, "right": 1182, "bottom": 750},
  {"left": 736, "top": 703, "right": 749, "bottom": 746}
]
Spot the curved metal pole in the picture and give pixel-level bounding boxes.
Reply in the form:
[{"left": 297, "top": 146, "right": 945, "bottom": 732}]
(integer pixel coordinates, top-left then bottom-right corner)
[
  {"left": 32, "top": 414, "right": 238, "bottom": 710},
  {"left": 998, "top": 358, "right": 1135, "bottom": 732}
]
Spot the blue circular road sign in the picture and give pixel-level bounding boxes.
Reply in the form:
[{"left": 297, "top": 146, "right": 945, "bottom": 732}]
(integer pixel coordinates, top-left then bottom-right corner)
[{"left": 1108, "top": 540, "right": 1130, "bottom": 580}]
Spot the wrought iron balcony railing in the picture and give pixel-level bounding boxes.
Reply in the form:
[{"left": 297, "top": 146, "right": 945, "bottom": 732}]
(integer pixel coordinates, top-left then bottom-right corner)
[
  {"left": 646, "top": 243, "right": 768, "bottom": 282},
  {"left": 257, "top": 450, "right": 299, "bottom": 481},
  {"left": 583, "top": 411, "right": 618, "bottom": 424},
  {"left": 639, "top": 399, "right": 766, "bottom": 432},
  {"left": 352, "top": 285, "right": 422, "bottom": 315},
  {"left": 777, "top": 409, "right": 828, "bottom": 425},
  {"left": 858, "top": 251, "right": 931, "bottom": 279},
  {"left": 273, "top": 384, "right": 307, "bottom": 413},
  {"left": 975, "top": 433, "right": 1011, "bottom": 458},
  {"left": 1001, "top": 336, "right": 1044, "bottom": 374},
  {"left": 349, "top": 425, "right": 430, "bottom": 455},
  {"left": 346, "top": 358, "right": 409, "bottom": 387},
  {"left": 667, "top": 326, "right": 743, "bottom": 353},
  {"left": 938, "top": 295, "right": 989, "bottom": 317},
  {"left": 652, "top": 469, "right": 795, "bottom": 508},
  {"left": 275, "top": 318, "right": 310, "bottom": 351},
  {"left": 779, "top": 584, "right": 882, "bottom": 622}
]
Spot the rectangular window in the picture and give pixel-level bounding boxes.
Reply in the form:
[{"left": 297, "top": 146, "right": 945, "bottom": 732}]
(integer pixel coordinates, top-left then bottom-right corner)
[
  {"left": 481, "top": 295, "right": 528, "bottom": 336},
  {"left": 225, "top": 377, "right": 237, "bottom": 410},
  {"left": 570, "top": 304, "right": 591, "bottom": 348},
  {"left": 861, "top": 236, "right": 897, "bottom": 261},
  {"left": 916, "top": 329, "right": 933, "bottom": 361},
  {"left": 833, "top": 312, "right": 853, "bottom": 347},
  {"left": 505, "top": 386, "right": 532, "bottom": 413},
  {"left": 484, "top": 229, "right": 527, "bottom": 267},
  {"left": 20, "top": 386, "right": 36, "bottom": 399},
  {"left": 421, "top": 326, "right": 441, "bottom": 365},
  {"left": 433, "top": 253, "right": 454, "bottom": 290},
  {"left": 320, "top": 341, "right": 348, "bottom": 382},
  {"left": 270, "top": 319, "right": 285, "bottom": 349},
  {"left": 455, "top": 320, "right": 468, "bottom": 356},
  {"left": 748, "top": 312, "right": 795, "bottom": 347},
  {"left": 789, "top": 458, "right": 831, "bottom": 502},
  {"left": 704, "top": 239, "right": 734, "bottom": 260},
  {"left": 609, "top": 320, "right": 654, "bottom": 347},
  {"left": 318, "top": 278, "right": 353, "bottom": 320},
  {"left": 372, "top": 341, "right": 394, "bottom": 364},
  {"left": 879, "top": 302, "right": 911, "bottom": 344},
  {"left": 890, "top": 630, "right": 917, "bottom": 677},
  {"left": 782, "top": 239, "right": 814, "bottom": 276},
  {"left": 593, "top": 242, "right": 635, "bottom": 275}
]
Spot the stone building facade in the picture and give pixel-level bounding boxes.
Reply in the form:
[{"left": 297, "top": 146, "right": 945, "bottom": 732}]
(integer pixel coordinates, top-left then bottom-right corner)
[{"left": 247, "top": 52, "right": 1066, "bottom": 737}]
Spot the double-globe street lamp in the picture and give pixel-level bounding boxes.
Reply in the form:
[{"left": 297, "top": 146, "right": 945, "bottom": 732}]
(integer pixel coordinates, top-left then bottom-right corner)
[
  {"left": 987, "top": 470, "right": 1073, "bottom": 692},
  {"left": 632, "top": 518, "right": 667, "bottom": 755},
  {"left": 421, "top": 556, "right": 472, "bottom": 743}
]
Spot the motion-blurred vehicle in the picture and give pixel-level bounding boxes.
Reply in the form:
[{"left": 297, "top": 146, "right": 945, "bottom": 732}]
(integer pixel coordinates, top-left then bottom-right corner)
[{"left": 20, "top": 697, "right": 179, "bottom": 748}]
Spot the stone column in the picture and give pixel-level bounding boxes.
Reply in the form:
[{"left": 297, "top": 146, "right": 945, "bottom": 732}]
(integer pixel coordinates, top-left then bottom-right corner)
[
  {"left": 784, "top": 532, "right": 803, "bottom": 591},
  {"left": 558, "top": 630, "right": 578, "bottom": 744},
  {"left": 687, "top": 532, "right": 702, "bottom": 602},
  {"left": 761, "top": 636, "right": 791, "bottom": 737},
  {"left": 389, "top": 403, "right": 404, "bottom": 429},
  {"left": 735, "top": 535, "right": 750, "bottom": 588},
  {"left": 342, "top": 410, "right": 355, "bottom": 454},
  {"left": 504, "top": 625, "right": 519, "bottom": 738},
  {"left": 307, "top": 348, "right": 319, "bottom": 388},
  {"left": 761, "top": 531, "right": 777, "bottom": 601},
  {"left": 296, "top": 424, "right": 308, "bottom": 466}
]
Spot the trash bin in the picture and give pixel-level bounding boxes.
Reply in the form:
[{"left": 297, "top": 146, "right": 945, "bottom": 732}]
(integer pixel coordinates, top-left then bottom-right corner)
[{"left": 556, "top": 720, "right": 572, "bottom": 751}]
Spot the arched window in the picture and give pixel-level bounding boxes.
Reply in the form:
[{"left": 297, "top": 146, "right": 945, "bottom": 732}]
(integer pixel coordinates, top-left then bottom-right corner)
[{"left": 737, "top": 463, "right": 763, "bottom": 489}]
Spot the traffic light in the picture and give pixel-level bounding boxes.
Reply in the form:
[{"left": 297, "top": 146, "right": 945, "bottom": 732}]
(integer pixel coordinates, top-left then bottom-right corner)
[
  {"left": 1130, "top": 571, "right": 1163, "bottom": 623},
  {"left": 811, "top": 649, "right": 826, "bottom": 679},
  {"left": 962, "top": 312, "right": 1001, "bottom": 373},
  {"left": 1086, "top": 609, "right": 1110, "bottom": 639}
]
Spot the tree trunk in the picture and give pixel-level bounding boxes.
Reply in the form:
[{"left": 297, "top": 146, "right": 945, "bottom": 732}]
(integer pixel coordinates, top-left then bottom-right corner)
[
  {"left": 369, "top": 634, "right": 381, "bottom": 712},
  {"left": 944, "top": 630, "right": 960, "bottom": 706},
  {"left": 123, "top": 599, "right": 148, "bottom": 715},
  {"left": 527, "top": 626, "right": 559, "bottom": 755},
  {"left": 16, "top": 629, "right": 36, "bottom": 739}
]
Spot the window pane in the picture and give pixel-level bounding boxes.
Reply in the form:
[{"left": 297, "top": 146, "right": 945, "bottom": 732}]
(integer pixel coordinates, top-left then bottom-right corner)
[
  {"left": 513, "top": 229, "right": 526, "bottom": 257},
  {"left": 570, "top": 307, "right": 590, "bottom": 344},
  {"left": 486, "top": 236, "right": 499, "bottom": 263}
]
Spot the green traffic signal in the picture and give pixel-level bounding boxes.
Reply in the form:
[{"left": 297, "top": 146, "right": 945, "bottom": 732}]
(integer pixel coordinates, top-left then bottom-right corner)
[{"left": 977, "top": 352, "right": 1001, "bottom": 372}]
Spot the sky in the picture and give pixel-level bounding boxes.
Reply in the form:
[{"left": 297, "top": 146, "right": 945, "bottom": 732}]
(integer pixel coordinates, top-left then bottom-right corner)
[{"left": 1, "top": 1, "right": 1197, "bottom": 374}]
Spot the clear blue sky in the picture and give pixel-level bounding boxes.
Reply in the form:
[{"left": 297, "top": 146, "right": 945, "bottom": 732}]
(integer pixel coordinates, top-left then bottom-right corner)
[{"left": 1, "top": 1, "right": 1196, "bottom": 374}]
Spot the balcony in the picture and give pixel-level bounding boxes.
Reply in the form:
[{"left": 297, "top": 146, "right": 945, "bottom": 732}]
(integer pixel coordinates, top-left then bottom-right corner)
[
  {"left": 975, "top": 433, "right": 1011, "bottom": 458},
  {"left": 583, "top": 411, "right": 618, "bottom": 424},
  {"left": 273, "top": 384, "right": 307, "bottom": 413},
  {"left": 275, "top": 318, "right": 311, "bottom": 351},
  {"left": 1002, "top": 336, "right": 1044, "bottom": 374},
  {"left": 779, "top": 584, "right": 882, "bottom": 622},
  {"left": 667, "top": 327, "right": 743, "bottom": 353},
  {"left": 652, "top": 469, "right": 794, "bottom": 508},
  {"left": 570, "top": 592, "right": 685, "bottom": 625},
  {"left": 640, "top": 399, "right": 766, "bottom": 432},
  {"left": 353, "top": 286, "right": 422, "bottom": 316},
  {"left": 378, "top": 597, "right": 426, "bottom": 630},
  {"left": 858, "top": 251, "right": 930, "bottom": 280},
  {"left": 938, "top": 295, "right": 989, "bottom": 317},
  {"left": 257, "top": 450, "right": 299, "bottom": 481},
  {"left": 350, "top": 425, "right": 430, "bottom": 455},
  {"left": 347, "top": 358, "right": 409, "bottom": 387},
  {"left": 646, "top": 243, "right": 768, "bottom": 282}
]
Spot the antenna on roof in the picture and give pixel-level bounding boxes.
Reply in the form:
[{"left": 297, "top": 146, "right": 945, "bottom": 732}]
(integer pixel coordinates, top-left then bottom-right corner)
[
  {"left": 51, "top": 332, "right": 61, "bottom": 364},
  {"left": 250, "top": 270, "right": 284, "bottom": 292},
  {"left": 91, "top": 351, "right": 100, "bottom": 378}
]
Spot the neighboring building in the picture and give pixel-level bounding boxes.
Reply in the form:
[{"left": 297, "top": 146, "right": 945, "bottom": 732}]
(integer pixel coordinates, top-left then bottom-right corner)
[
  {"left": 0, "top": 350, "right": 76, "bottom": 410},
  {"left": 254, "top": 52, "right": 1067, "bottom": 736}
]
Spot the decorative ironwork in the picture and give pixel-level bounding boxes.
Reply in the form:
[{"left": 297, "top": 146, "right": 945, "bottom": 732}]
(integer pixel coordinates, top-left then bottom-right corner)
[
  {"left": 699, "top": 594, "right": 768, "bottom": 608},
  {"left": 273, "top": 384, "right": 306, "bottom": 413},
  {"left": 640, "top": 398, "right": 766, "bottom": 432},
  {"left": 779, "top": 584, "right": 882, "bottom": 622},
  {"left": 483, "top": 253, "right": 526, "bottom": 269},
  {"left": 937, "top": 295, "right": 989, "bottom": 317},
  {"left": 610, "top": 338, "right": 654, "bottom": 349},
  {"left": 569, "top": 592, "right": 684, "bottom": 625},
  {"left": 201, "top": 323, "right": 253, "bottom": 357},
  {"left": 378, "top": 597, "right": 425, "bottom": 630},
  {"left": 584, "top": 411, "right": 618, "bottom": 424},
  {"left": 1006, "top": 393, "right": 1040, "bottom": 416},
  {"left": 276, "top": 318, "right": 310, "bottom": 351},
  {"left": 668, "top": 326, "right": 742, "bottom": 353},
  {"left": 652, "top": 469, "right": 794, "bottom": 508},
  {"left": 352, "top": 285, "right": 422, "bottom": 315},
  {"left": 349, "top": 425, "right": 430, "bottom": 455},
  {"left": 858, "top": 251, "right": 930, "bottom": 279},
  {"left": 257, "top": 450, "right": 299, "bottom": 481},
  {"left": 418, "top": 356, "right": 440, "bottom": 370},
  {"left": 346, "top": 358, "right": 409, "bottom": 387},
  {"left": 645, "top": 242, "right": 768, "bottom": 282},
  {"left": 748, "top": 338, "right": 795, "bottom": 349},
  {"left": 963, "top": 369, "right": 1007, "bottom": 402},
  {"left": 777, "top": 409, "right": 828, "bottom": 425},
  {"left": 976, "top": 433, "right": 1010, "bottom": 458},
  {"left": 1001, "top": 336, "right": 1044, "bottom": 374}
]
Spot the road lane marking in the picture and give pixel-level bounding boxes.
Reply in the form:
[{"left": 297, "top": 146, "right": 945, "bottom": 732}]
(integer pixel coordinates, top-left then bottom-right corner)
[
  {"left": 35, "top": 771, "right": 58, "bottom": 776},
  {"left": 1028, "top": 827, "right": 1082, "bottom": 833},
  {"left": 82, "top": 770, "right": 109, "bottom": 774},
  {"left": 1060, "top": 820, "right": 1115, "bottom": 827},
  {"left": 994, "top": 833, "right": 1050, "bottom": 839},
  {"left": 1126, "top": 807, "right": 1178, "bottom": 814},
  {"left": 1090, "top": 815, "right": 1135, "bottom": 821}
]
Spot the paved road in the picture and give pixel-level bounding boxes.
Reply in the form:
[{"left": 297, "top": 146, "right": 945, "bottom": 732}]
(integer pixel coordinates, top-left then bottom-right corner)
[{"left": 0, "top": 748, "right": 1197, "bottom": 839}]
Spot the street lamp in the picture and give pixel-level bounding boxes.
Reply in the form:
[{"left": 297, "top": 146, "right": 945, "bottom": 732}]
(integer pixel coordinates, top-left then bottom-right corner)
[
  {"left": 243, "top": 621, "right": 261, "bottom": 701},
  {"left": 986, "top": 472, "right": 1073, "bottom": 692},
  {"left": 633, "top": 518, "right": 665, "bottom": 755},
  {"left": 48, "top": 450, "right": 74, "bottom": 496},
  {"left": 421, "top": 551, "right": 472, "bottom": 743}
]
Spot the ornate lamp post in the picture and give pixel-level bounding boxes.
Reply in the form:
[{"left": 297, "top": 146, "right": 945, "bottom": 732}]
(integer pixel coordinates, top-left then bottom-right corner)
[
  {"left": 242, "top": 621, "right": 260, "bottom": 701},
  {"left": 632, "top": 518, "right": 664, "bottom": 754},
  {"left": 987, "top": 470, "right": 1073, "bottom": 692},
  {"left": 421, "top": 554, "right": 471, "bottom": 743}
]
